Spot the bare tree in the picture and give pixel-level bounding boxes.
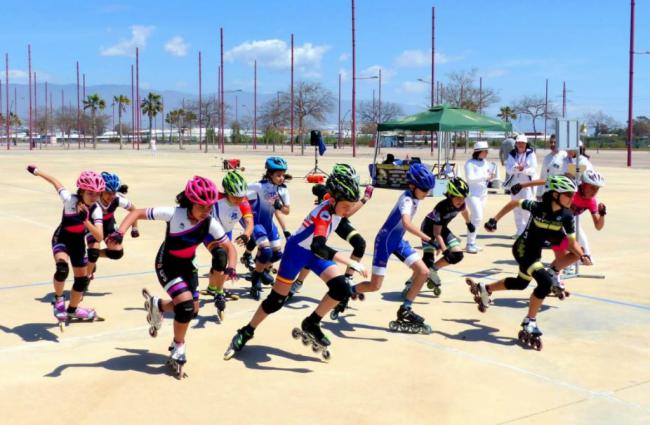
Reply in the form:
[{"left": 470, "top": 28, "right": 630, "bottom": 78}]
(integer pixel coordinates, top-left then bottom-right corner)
[
  {"left": 513, "top": 95, "right": 559, "bottom": 142},
  {"left": 259, "top": 95, "right": 289, "bottom": 133},
  {"left": 279, "top": 81, "right": 335, "bottom": 154},
  {"left": 358, "top": 100, "right": 403, "bottom": 133},
  {"left": 584, "top": 111, "right": 621, "bottom": 136},
  {"left": 185, "top": 97, "right": 230, "bottom": 151},
  {"left": 440, "top": 68, "right": 500, "bottom": 112},
  {"left": 55, "top": 107, "right": 77, "bottom": 148}
]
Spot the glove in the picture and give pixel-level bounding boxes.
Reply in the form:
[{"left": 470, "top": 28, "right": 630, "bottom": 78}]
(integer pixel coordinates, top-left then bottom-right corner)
[
  {"left": 273, "top": 199, "right": 283, "bottom": 210},
  {"left": 484, "top": 218, "right": 497, "bottom": 232},
  {"left": 510, "top": 183, "right": 522, "bottom": 195},
  {"left": 466, "top": 222, "right": 476, "bottom": 233},
  {"left": 130, "top": 228, "right": 140, "bottom": 238},
  {"left": 283, "top": 230, "right": 292, "bottom": 238},
  {"left": 348, "top": 260, "right": 365, "bottom": 274},
  {"left": 225, "top": 267, "right": 238, "bottom": 281},
  {"left": 364, "top": 185, "right": 374, "bottom": 200},
  {"left": 598, "top": 203, "right": 607, "bottom": 216},
  {"left": 235, "top": 234, "right": 249, "bottom": 244},
  {"left": 107, "top": 231, "right": 124, "bottom": 244},
  {"left": 27, "top": 165, "right": 39, "bottom": 175}
]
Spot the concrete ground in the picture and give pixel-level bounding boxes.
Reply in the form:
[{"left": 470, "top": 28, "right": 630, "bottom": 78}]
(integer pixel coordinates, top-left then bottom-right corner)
[{"left": 1, "top": 144, "right": 648, "bottom": 425}]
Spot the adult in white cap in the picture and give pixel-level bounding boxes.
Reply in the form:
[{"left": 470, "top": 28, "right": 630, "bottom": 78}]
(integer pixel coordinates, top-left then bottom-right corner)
[
  {"left": 506, "top": 134, "right": 537, "bottom": 237},
  {"left": 562, "top": 140, "right": 593, "bottom": 177},
  {"left": 536, "top": 134, "right": 566, "bottom": 200},
  {"left": 464, "top": 140, "right": 493, "bottom": 253},
  {"left": 500, "top": 136, "right": 516, "bottom": 194}
]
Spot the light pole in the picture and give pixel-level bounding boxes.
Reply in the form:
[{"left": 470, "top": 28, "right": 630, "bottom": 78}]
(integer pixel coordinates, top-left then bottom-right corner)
[
  {"left": 418, "top": 77, "right": 436, "bottom": 154},
  {"left": 627, "top": 0, "right": 649, "bottom": 167},
  {"left": 417, "top": 78, "right": 434, "bottom": 108}
]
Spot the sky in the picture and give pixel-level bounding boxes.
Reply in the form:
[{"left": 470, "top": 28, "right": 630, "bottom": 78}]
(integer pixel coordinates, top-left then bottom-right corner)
[{"left": 1, "top": 0, "right": 648, "bottom": 126}]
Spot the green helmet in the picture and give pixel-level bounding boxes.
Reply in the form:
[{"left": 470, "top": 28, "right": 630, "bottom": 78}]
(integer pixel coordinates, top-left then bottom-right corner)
[
  {"left": 544, "top": 175, "right": 577, "bottom": 194},
  {"left": 446, "top": 177, "right": 469, "bottom": 198},
  {"left": 222, "top": 170, "right": 248, "bottom": 197},
  {"left": 326, "top": 171, "right": 360, "bottom": 202},
  {"left": 331, "top": 163, "right": 360, "bottom": 183}
]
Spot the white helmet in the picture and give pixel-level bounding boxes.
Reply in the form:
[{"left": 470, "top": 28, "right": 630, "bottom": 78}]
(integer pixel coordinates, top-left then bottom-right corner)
[
  {"left": 473, "top": 141, "right": 489, "bottom": 151},
  {"left": 581, "top": 170, "right": 605, "bottom": 188}
]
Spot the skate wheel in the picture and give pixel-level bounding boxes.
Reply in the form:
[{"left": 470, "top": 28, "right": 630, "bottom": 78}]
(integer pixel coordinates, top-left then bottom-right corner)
[
  {"left": 433, "top": 286, "right": 442, "bottom": 297},
  {"left": 518, "top": 330, "right": 526, "bottom": 343},
  {"left": 312, "top": 343, "right": 321, "bottom": 353},
  {"left": 142, "top": 288, "right": 150, "bottom": 299},
  {"left": 330, "top": 310, "right": 339, "bottom": 320},
  {"left": 301, "top": 335, "right": 310, "bottom": 346},
  {"left": 421, "top": 325, "right": 433, "bottom": 335},
  {"left": 223, "top": 347, "right": 235, "bottom": 360},
  {"left": 148, "top": 327, "right": 157, "bottom": 337},
  {"left": 58, "top": 321, "right": 65, "bottom": 332},
  {"left": 564, "top": 291, "right": 570, "bottom": 298},
  {"left": 146, "top": 312, "right": 152, "bottom": 322},
  {"left": 358, "top": 293, "right": 365, "bottom": 301},
  {"left": 389, "top": 321, "right": 398, "bottom": 331},
  {"left": 322, "top": 349, "right": 331, "bottom": 360},
  {"left": 291, "top": 327, "right": 301, "bottom": 339},
  {"left": 532, "top": 339, "right": 543, "bottom": 351},
  {"left": 478, "top": 304, "right": 486, "bottom": 313}
]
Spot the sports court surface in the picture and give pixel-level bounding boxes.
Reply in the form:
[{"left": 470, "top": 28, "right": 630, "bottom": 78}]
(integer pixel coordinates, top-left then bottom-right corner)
[{"left": 1, "top": 145, "right": 648, "bottom": 424}]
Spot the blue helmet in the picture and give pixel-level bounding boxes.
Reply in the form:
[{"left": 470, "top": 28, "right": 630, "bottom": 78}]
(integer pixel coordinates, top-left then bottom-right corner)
[
  {"left": 406, "top": 163, "right": 435, "bottom": 191},
  {"left": 265, "top": 156, "right": 288, "bottom": 171},
  {"left": 101, "top": 171, "right": 121, "bottom": 193}
]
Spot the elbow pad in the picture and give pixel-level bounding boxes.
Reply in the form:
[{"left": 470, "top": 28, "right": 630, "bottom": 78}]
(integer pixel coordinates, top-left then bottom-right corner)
[{"left": 311, "top": 235, "right": 336, "bottom": 260}]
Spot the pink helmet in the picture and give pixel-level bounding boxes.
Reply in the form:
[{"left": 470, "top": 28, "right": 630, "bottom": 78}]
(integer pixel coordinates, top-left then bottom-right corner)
[
  {"left": 185, "top": 176, "right": 218, "bottom": 206},
  {"left": 76, "top": 171, "right": 106, "bottom": 192}
]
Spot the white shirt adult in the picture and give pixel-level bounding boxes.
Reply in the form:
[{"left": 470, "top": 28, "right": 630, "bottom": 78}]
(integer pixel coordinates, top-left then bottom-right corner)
[
  {"left": 464, "top": 141, "right": 492, "bottom": 251},
  {"left": 537, "top": 136, "right": 567, "bottom": 199},
  {"left": 506, "top": 134, "right": 537, "bottom": 236}
]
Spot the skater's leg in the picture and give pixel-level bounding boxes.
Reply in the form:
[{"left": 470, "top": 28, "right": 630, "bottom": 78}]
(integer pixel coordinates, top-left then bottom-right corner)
[
  {"left": 68, "top": 267, "right": 90, "bottom": 309},
  {"left": 353, "top": 274, "right": 384, "bottom": 293},
  {"left": 527, "top": 295, "right": 544, "bottom": 320},
  {"left": 405, "top": 260, "right": 428, "bottom": 301},
  {"left": 171, "top": 291, "right": 194, "bottom": 344},
  {"left": 314, "top": 267, "right": 349, "bottom": 317},
  {"left": 86, "top": 241, "right": 100, "bottom": 277},
  {"left": 52, "top": 252, "right": 70, "bottom": 297},
  {"left": 249, "top": 280, "right": 291, "bottom": 328}
]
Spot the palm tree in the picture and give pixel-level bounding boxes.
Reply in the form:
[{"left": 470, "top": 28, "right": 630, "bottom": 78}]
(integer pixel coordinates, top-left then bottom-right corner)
[
  {"left": 166, "top": 109, "right": 185, "bottom": 149},
  {"left": 83, "top": 94, "right": 106, "bottom": 149},
  {"left": 141, "top": 92, "right": 163, "bottom": 148},
  {"left": 498, "top": 106, "right": 517, "bottom": 123},
  {"left": 113, "top": 95, "right": 130, "bottom": 150}
]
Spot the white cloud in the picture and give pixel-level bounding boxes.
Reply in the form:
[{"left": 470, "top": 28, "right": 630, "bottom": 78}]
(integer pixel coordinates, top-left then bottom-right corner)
[
  {"left": 394, "top": 49, "right": 461, "bottom": 68},
  {"left": 399, "top": 81, "right": 428, "bottom": 94},
  {"left": 484, "top": 68, "right": 507, "bottom": 78},
  {"left": 339, "top": 68, "right": 349, "bottom": 82},
  {"left": 164, "top": 36, "right": 189, "bottom": 57},
  {"left": 0, "top": 69, "right": 52, "bottom": 82},
  {"left": 338, "top": 53, "right": 350, "bottom": 62},
  {"left": 225, "top": 39, "right": 329, "bottom": 73},
  {"left": 100, "top": 25, "right": 155, "bottom": 57}
]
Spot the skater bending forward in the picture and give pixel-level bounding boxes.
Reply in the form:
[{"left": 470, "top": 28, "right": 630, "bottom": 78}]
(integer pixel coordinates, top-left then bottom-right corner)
[
  {"left": 469, "top": 175, "right": 588, "bottom": 350},
  {"left": 224, "top": 170, "right": 367, "bottom": 360}
]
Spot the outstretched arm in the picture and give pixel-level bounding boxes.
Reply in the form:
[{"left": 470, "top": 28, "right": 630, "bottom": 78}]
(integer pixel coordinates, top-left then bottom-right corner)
[{"left": 27, "top": 166, "right": 64, "bottom": 192}]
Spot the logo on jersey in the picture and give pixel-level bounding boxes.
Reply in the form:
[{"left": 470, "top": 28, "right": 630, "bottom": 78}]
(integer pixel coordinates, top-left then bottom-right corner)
[{"left": 318, "top": 210, "right": 331, "bottom": 221}]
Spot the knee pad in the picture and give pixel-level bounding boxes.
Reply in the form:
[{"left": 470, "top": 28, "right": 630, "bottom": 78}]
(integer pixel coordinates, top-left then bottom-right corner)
[
  {"left": 270, "top": 250, "right": 283, "bottom": 263},
  {"left": 504, "top": 276, "right": 530, "bottom": 290},
  {"left": 105, "top": 249, "right": 123, "bottom": 260},
  {"left": 54, "top": 261, "right": 69, "bottom": 282},
  {"left": 261, "top": 290, "right": 288, "bottom": 315},
  {"left": 422, "top": 252, "right": 435, "bottom": 269},
  {"left": 87, "top": 248, "right": 100, "bottom": 263},
  {"left": 210, "top": 247, "right": 227, "bottom": 273},
  {"left": 173, "top": 300, "right": 195, "bottom": 324},
  {"left": 443, "top": 250, "right": 464, "bottom": 265},
  {"left": 72, "top": 276, "right": 90, "bottom": 293},
  {"left": 256, "top": 246, "right": 273, "bottom": 264},
  {"left": 326, "top": 275, "right": 351, "bottom": 302},
  {"left": 245, "top": 237, "right": 257, "bottom": 251},
  {"left": 349, "top": 233, "right": 366, "bottom": 258},
  {"left": 532, "top": 269, "right": 553, "bottom": 299}
]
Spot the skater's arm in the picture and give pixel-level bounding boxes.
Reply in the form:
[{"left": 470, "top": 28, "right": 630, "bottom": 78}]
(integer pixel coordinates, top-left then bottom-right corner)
[
  {"left": 487, "top": 200, "right": 521, "bottom": 228},
  {"left": 402, "top": 214, "right": 431, "bottom": 242},
  {"left": 27, "top": 166, "right": 64, "bottom": 192},
  {"left": 117, "top": 209, "right": 148, "bottom": 235},
  {"left": 592, "top": 203, "right": 606, "bottom": 230},
  {"left": 433, "top": 224, "right": 446, "bottom": 252},
  {"left": 274, "top": 210, "right": 290, "bottom": 236},
  {"left": 83, "top": 206, "right": 104, "bottom": 242}
]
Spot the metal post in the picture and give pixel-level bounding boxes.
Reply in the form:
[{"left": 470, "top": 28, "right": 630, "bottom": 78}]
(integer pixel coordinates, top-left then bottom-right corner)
[
  {"left": 34, "top": 71, "right": 38, "bottom": 147},
  {"left": 431, "top": 6, "right": 435, "bottom": 106},
  {"left": 562, "top": 80, "right": 566, "bottom": 118},
  {"left": 199, "top": 50, "right": 202, "bottom": 151},
  {"left": 44, "top": 80, "right": 48, "bottom": 137},
  {"left": 291, "top": 33, "right": 295, "bottom": 153},
  {"left": 220, "top": 27, "right": 225, "bottom": 153},
  {"left": 351, "top": 0, "right": 357, "bottom": 157},
  {"left": 76, "top": 61, "right": 80, "bottom": 148},
  {"left": 627, "top": 0, "right": 635, "bottom": 167},
  {"left": 5, "top": 53, "right": 8, "bottom": 150},
  {"left": 82, "top": 73, "right": 86, "bottom": 99},
  {"left": 28, "top": 44, "right": 33, "bottom": 149},
  {"left": 131, "top": 64, "right": 134, "bottom": 149},
  {"left": 544, "top": 78, "right": 549, "bottom": 140},
  {"left": 338, "top": 73, "right": 341, "bottom": 148},
  {"left": 253, "top": 59, "right": 257, "bottom": 149},
  {"left": 136, "top": 47, "right": 140, "bottom": 150}
]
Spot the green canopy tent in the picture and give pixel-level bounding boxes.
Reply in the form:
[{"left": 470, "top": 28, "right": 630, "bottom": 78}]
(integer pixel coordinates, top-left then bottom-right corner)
[{"left": 375, "top": 105, "right": 512, "bottom": 177}]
